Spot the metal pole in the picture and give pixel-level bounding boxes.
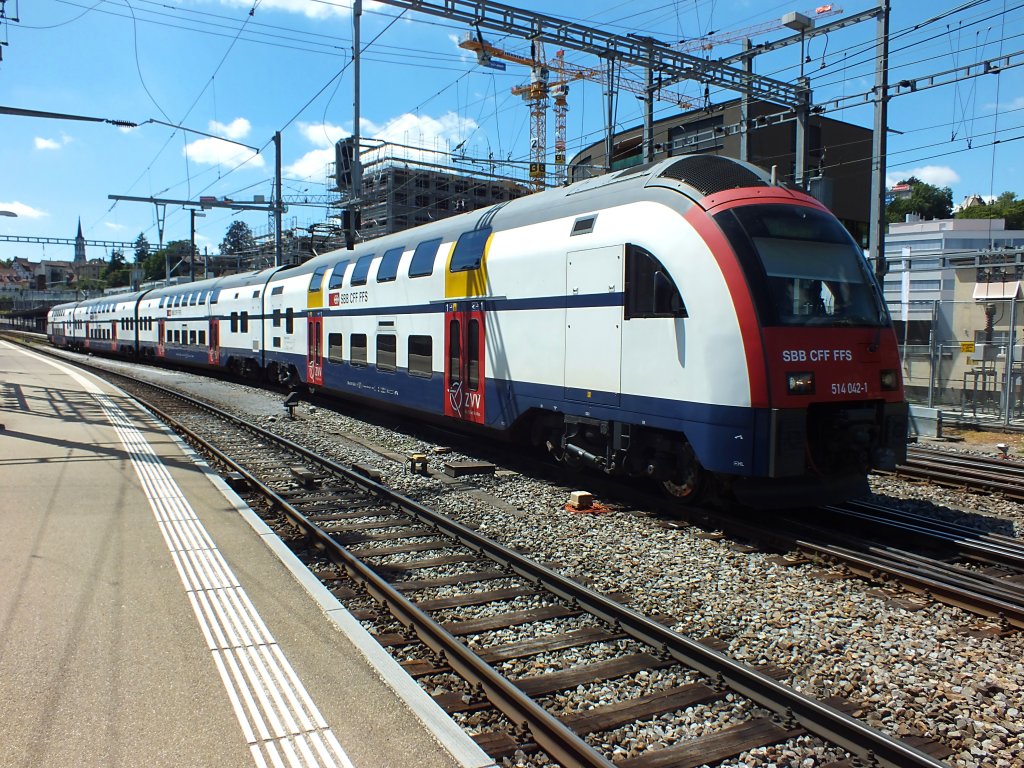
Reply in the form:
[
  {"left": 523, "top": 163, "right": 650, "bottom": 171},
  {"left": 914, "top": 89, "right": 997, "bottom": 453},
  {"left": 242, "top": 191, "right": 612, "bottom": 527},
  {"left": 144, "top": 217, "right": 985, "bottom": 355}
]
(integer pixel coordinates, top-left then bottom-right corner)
[
  {"left": 189, "top": 209, "right": 196, "bottom": 282},
  {"left": 868, "top": 0, "right": 890, "bottom": 280},
  {"left": 643, "top": 41, "right": 655, "bottom": 163},
  {"left": 350, "top": 0, "right": 363, "bottom": 240},
  {"left": 739, "top": 39, "right": 751, "bottom": 163},
  {"left": 795, "top": 76, "right": 809, "bottom": 190},
  {"left": 604, "top": 58, "right": 615, "bottom": 171},
  {"left": 1006, "top": 295, "right": 1018, "bottom": 426},
  {"left": 274, "top": 131, "right": 283, "bottom": 267},
  {"left": 928, "top": 299, "right": 937, "bottom": 408}
]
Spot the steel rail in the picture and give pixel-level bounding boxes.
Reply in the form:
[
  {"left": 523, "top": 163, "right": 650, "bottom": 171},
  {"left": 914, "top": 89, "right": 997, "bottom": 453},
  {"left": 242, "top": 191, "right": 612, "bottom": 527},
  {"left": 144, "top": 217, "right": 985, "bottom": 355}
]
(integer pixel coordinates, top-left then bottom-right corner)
[
  {"left": 12, "top": 344, "right": 947, "bottom": 768},
  {"left": 119, "top": 380, "right": 944, "bottom": 768}
]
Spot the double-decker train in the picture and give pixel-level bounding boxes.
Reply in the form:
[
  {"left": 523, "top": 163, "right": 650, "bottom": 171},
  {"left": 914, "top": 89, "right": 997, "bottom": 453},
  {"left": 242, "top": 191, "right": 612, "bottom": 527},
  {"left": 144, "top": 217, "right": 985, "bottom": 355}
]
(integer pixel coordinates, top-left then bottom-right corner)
[{"left": 48, "top": 155, "right": 907, "bottom": 506}]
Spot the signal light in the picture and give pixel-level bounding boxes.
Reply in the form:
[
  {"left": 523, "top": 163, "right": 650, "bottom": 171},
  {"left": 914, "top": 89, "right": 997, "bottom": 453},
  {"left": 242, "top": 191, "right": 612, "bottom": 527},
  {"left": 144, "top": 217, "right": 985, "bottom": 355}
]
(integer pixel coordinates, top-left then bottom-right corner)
[{"left": 880, "top": 369, "right": 899, "bottom": 391}]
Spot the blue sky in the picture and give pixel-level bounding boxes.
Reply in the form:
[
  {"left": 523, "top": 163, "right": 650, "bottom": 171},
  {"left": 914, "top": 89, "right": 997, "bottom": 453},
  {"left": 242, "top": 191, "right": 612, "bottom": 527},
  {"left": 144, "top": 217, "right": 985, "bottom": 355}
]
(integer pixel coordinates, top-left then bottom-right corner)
[{"left": 2, "top": 0, "right": 1022, "bottom": 263}]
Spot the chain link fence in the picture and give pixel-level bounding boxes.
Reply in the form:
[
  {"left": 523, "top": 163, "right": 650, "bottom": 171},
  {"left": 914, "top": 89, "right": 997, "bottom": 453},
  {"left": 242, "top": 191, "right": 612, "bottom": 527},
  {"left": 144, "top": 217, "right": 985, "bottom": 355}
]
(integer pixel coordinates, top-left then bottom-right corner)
[{"left": 892, "top": 296, "right": 1023, "bottom": 427}]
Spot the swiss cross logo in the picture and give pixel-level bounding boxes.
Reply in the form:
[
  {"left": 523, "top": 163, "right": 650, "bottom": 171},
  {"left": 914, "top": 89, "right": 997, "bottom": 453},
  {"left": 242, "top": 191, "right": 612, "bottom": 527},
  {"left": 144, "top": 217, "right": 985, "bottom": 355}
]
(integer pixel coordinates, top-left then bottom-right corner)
[{"left": 329, "top": 293, "right": 340, "bottom": 307}]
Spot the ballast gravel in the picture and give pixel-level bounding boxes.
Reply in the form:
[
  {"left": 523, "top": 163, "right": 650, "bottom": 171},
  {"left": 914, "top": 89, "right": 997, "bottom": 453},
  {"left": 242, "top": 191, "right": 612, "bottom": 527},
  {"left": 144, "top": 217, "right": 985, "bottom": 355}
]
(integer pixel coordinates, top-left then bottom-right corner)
[{"left": 84, "top": 356, "right": 1024, "bottom": 768}]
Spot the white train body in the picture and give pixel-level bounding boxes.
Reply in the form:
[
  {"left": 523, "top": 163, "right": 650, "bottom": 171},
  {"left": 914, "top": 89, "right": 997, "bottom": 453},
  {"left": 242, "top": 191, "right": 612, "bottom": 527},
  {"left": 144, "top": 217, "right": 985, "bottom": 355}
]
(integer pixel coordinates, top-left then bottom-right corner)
[{"left": 48, "top": 156, "right": 908, "bottom": 506}]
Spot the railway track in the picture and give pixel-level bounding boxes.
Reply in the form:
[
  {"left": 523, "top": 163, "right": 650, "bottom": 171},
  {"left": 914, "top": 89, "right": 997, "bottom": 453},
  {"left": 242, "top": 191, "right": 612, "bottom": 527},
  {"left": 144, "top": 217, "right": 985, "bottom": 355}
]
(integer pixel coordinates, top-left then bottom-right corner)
[
  {"left": 45, "top": 355, "right": 949, "bottom": 768},
  {"left": 892, "top": 444, "right": 1024, "bottom": 502}
]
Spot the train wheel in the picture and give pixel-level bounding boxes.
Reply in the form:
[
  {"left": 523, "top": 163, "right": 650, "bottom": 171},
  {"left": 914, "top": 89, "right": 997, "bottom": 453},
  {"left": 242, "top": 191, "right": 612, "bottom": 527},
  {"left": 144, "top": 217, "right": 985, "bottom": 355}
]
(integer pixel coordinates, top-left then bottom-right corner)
[{"left": 660, "top": 450, "right": 705, "bottom": 504}]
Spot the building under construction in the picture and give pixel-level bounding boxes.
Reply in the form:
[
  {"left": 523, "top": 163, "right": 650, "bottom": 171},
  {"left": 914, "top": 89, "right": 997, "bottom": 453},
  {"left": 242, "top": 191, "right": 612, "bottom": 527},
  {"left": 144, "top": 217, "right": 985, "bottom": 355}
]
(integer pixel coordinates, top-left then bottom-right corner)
[{"left": 329, "top": 139, "right": 531, "bottom": 242}]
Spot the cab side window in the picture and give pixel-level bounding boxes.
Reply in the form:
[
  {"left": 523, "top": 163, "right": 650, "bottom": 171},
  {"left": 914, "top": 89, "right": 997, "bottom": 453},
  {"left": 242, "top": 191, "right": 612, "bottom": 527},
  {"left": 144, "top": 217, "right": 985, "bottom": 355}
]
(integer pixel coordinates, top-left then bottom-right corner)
[{"left": 624, "top": 244, "right": 687, "bottom": 320}]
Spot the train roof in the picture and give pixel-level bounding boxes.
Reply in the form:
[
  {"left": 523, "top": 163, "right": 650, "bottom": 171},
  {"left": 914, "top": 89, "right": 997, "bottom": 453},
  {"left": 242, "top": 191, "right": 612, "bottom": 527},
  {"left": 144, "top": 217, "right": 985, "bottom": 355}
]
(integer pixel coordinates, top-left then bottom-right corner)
[{"left": 303, "top": 154, "right": 776, "bottom": 272}]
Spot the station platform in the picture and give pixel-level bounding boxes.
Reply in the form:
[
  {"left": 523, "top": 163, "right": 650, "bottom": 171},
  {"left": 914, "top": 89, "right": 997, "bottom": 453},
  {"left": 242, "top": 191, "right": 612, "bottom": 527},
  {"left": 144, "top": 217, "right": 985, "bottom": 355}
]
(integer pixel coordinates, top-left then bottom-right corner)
[{"left": 0, "top": 341, "right": 496, "bottom": 768}]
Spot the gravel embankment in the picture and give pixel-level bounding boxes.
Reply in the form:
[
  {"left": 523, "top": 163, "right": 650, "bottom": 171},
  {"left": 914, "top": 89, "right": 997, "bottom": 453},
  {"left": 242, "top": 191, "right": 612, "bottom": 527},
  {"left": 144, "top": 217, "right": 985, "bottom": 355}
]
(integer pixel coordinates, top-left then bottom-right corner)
[{"left": 96, "top": 358, "right": 1023, "bottom": 768}]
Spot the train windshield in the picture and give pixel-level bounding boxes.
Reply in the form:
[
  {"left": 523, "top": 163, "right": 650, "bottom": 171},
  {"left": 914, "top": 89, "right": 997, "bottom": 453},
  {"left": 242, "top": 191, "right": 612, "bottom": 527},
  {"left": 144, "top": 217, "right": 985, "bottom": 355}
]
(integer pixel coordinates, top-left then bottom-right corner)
[{"left": 716, "top": 204, "right": 888, "bottom": 328}]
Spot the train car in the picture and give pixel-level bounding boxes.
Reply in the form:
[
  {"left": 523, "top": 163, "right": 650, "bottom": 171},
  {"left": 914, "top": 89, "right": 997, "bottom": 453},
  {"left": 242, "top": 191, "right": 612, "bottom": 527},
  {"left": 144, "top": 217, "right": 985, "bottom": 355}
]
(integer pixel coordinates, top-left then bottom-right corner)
[
  {"left": 46, "top": 154, "right": 908, "bottom": 507},
  {"left": 47, "top": 302, "right": 76, "bottom": 348}
]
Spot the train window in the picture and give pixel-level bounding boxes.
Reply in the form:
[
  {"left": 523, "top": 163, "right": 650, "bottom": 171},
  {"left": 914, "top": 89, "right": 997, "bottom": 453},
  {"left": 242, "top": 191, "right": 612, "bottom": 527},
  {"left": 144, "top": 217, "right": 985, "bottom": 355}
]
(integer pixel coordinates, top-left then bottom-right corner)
[
  {"left": 273, "top": 337, "right": 281, "bottom": 348},
  {"left": 716, "top": 204, "right": 886, "bottom": 328},
  {"left": 286, "top": 308, "right": 294, "bottom": 334},
  {"left": 198, "top": 290, "right": 208, "bottom": 304},
  {"left": 467, "top": 319, "right": 480, "bottom": 390},
  {"left": 309, "top": 265, "right": 328, "bottom": 292},
  {"left": 174, "top": 330, "right": 181, "bottom": 343},
  {"left": 198, "top": 330, "right": 206, "bottom": 345},
  {"left": 252, "top": 290, "right": 259, "bottom": 298},
  {"left": 376, "top": 247, "right": 404, "bottom": 283},
  {"left": 189, "top": 330, "right": 197, "bottom": 345},
  {"left": 189, "top": 294, "right": 197, "bottom": 306},
  {"left": 328, "top": 333, "right": 343, "bottom": 363},
  {"left": 450, "top": 228, "right": 491, "bottom": 273},
  {"left": 376, "top": 334, "right": 397, "bottom": 371},
  {"left": 272, "top": 309, "right": 281, "bottom": 328},
  {"left": 409, "top": 238, "right": 442, "bottom": 277},
  {"left": 230, "top": 312, "right": 239, "bottom": 333},
  {"left": 166, "top": 330, "right": 172, "bottom": 343},
  {"left": 624, "top": 244, "right": 687, "bottom": 320},
  {"left": 240, "top": 311, "right": 249, "bottom": 333},
  {"left": 571, "top": 216, "right": 596, "bottom": 236},
  {"left": 271, "top": 286, "right": 284, "bottom": 296},
  {"left": 350, "top": 334, "right": 367, "bottom": 366},
  {"left": 351, "top": 254, "right": 375, "bottom": 286},
  {"left": 408, "top": 335, "right": 432, "bottom": 378},
  {"left": 448, "top": 320, "right": 461, "bottom": 384},
  {"left": 328, "top": 261, "right": 349, "bottom": 290},
  {"left": 210, "top": 289, "right": 220, "bottom": 305}
]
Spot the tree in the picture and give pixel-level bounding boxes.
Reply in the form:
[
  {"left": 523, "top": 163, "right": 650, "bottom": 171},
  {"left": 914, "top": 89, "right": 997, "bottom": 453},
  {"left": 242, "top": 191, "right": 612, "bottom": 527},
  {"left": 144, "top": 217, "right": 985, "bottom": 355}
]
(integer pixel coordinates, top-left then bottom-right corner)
[
  {"left": 220, "top": 221, "right": 256, "bottom": 256},
  {"left": 103, "top": 249, "right": 130, "bottom": 287},
  {"left": 955, "top": 191, "right": 1024, "bottom": 229},
  {"left": 143, "top": 239, "right": 191, "bottom": 281},
  {"left": 133, "top": 233, "right": 151, "bottom": 264},
  {"left": 885, "top": 177, "right": 953, "bottom": 223}
]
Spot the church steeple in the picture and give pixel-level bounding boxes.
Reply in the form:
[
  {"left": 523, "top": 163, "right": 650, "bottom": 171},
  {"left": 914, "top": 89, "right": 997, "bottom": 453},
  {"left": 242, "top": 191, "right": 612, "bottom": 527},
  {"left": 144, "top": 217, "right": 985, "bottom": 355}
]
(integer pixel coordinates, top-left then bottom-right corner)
[{"left": 74, "top": 218, "right": 86, "bottom": 264}]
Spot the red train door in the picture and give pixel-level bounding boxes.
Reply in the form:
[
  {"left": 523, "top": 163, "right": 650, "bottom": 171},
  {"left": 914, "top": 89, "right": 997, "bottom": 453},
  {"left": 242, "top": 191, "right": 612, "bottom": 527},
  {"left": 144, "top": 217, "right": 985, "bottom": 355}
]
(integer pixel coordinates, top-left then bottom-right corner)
[
  {"left": 84, "top": 321, "right": 91, "bottom": 350},
  {"left": 307, "top": 312, "right": 323, "bottom": 386},
  {"left": 157, "top": 319, "right": 166, "bottom": 358},
  {"left": 208, "top": 318, "right": 220, "bottom": 366},
  {"left": 443, "top": 301, "right": 486, "bottom": 424}
]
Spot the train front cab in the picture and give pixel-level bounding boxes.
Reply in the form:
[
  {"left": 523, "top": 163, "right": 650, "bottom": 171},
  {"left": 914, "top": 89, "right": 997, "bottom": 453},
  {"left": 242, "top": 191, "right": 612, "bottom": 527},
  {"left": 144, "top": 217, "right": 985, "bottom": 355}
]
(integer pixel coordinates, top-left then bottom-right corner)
[{"left": 707, "top": 194, "right": 908, "bottom": 505}]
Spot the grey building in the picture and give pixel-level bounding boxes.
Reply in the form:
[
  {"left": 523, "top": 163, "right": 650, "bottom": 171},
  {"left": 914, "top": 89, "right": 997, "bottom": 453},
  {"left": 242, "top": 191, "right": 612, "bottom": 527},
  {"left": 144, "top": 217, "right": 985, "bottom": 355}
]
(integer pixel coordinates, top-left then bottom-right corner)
[{"left": 567, "top": 98, "right": 873, "bottom": 246}]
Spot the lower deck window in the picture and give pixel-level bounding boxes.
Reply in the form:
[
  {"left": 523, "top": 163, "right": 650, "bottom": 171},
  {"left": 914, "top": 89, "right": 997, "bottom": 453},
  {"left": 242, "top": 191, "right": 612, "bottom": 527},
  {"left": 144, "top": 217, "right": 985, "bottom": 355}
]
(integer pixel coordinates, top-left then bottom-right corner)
[
  {"left": 408, "top": 335, "right": 432, "bottom": 377},
  {"left": 351, "top": 334, "right": 367, "bottom": 366},
  {"left": 376, "top": 334, "right": 396, "bottom": 371},
  {"left": 328, "top": 333, "right": 343, "bottom": 363}
]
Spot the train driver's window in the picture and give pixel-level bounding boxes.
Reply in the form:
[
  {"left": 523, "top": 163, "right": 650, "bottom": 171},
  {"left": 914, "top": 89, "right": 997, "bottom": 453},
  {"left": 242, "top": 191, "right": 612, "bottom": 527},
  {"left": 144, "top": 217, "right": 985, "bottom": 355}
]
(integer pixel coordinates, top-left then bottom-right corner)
[{"left": 624, "top": 244, "right": 687, "bottom": 320}]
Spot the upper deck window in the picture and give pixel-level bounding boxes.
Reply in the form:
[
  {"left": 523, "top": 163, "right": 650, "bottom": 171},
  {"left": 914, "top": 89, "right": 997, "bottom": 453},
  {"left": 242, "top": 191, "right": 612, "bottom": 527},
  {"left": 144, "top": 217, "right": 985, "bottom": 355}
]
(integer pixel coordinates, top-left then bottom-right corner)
[
  {"left": 328, "top": 261, "right": 350, "bottom": 290},
  {"left": 409, "top": 238, "right": 442, "bottom": 277},
  {"left": 351, "top": 254, "right": 375, "bottom": 286},
  {"left": 376, "top": 247, "right": 404, "bottom": 283},
  {"left": 309, "top": 265, "right": 328, "bottom": 292},
  {"left": 450, "top": 228, "right": 491, "bottom": 273}
]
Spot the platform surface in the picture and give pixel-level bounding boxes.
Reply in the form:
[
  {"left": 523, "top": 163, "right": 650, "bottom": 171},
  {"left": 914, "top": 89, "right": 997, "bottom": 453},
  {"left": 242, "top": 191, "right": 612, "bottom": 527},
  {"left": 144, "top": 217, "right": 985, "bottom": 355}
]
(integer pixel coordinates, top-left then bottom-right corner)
[{"left": 0, "top": 341, "right": 493, "bottom": 768}]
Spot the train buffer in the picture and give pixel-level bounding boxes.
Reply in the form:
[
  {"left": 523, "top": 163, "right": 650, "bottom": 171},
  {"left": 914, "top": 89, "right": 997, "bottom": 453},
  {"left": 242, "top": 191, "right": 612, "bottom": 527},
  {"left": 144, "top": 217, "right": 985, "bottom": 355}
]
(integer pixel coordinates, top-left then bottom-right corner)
[{"left": 407, "top": 453, "right": 429, "bottom": 475}]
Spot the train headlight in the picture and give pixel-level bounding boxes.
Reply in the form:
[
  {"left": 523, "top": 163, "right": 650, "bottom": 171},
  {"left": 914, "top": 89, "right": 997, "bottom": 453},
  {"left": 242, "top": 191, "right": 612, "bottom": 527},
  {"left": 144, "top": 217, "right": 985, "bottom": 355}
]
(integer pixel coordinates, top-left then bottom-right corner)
[
  {"left": 786, "top": 371, "right": 815, "bottom": 395},
  {"left": 880, "top": 369, "right": 899, "bottom": 391}
]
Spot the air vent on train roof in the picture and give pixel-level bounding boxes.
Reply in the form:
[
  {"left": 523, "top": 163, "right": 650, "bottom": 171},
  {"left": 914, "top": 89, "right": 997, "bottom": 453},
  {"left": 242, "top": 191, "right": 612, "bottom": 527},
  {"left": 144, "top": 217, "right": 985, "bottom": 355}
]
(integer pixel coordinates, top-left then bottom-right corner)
[{"left": 658, "top": 155, "right": 767, "bottom": 197}]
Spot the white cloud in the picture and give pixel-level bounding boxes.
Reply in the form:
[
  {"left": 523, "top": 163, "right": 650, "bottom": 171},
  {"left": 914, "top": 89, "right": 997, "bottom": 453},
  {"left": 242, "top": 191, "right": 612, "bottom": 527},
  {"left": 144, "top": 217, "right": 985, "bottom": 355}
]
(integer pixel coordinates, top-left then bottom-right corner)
[
  {"left": 216, "top": 0, "right": 351, "bottom": 20},
  {"left": 886, "top": 165, "right": 960, "bottom": 188},
  {"left": 285, "top": 113, "right": 478, "bottom": 181},
  {"left": 985, "top": 95, "right": 1024, "bottom": 111},
  {"left": 34, "top": 137, "right": 61, "bottom": 150},
  {"left": 184, "top": 117, "right": 264, "bottom": 168},
  {"left": 210, "top": 117, "right": 252, "bottom": 141},
  {"left": 0, "top": 201, "right": 47, "bottom": 219},
  {"left": 104, "top": 222, "right": 127, "bottom": 232}
]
